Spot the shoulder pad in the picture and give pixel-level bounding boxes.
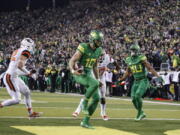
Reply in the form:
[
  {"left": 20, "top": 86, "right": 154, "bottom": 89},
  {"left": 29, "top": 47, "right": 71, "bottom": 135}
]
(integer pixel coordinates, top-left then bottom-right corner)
[
  {"left": 139, "top": 55, "right": 147, "bottom": 61},
  {"left": 97, "top": 47, "right": 103, "bottom": 55},
  {"left": 125, "top": 56, "right": 131, "bottom": 64}
]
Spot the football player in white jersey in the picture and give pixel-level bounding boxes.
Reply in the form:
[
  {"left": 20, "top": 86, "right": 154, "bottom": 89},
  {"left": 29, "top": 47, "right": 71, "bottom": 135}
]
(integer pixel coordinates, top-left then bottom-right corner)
[
  {"left": 0, "top": 38, "right": 42, "bottom": 119},
  {"left": 72, "top": 51, "right": 114, "bottom": 120}
]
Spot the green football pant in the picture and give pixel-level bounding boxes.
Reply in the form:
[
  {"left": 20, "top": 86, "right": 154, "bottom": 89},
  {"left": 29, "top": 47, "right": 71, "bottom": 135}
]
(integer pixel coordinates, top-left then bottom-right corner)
[
  {"left": 131, "top": 79, "right": 149, "bottom": 114},
  {"left": 74, "top": 74, "right": 100, "bottom": 116},
  {"left": 74, "top": 74, "right": 99, "bottom": 99},
  {"left": 87, "top": 90, "right": 99, "bottom": 116}
]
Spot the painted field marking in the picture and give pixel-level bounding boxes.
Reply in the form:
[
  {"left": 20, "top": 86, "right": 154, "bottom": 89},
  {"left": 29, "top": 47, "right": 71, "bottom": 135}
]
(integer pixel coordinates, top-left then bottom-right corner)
[
  {"left": 0, "top": 116, "right": 180, "bottom": 121},
  {"left": 12, "top": 126, "right": 139, "bottom": 135},
  {"left": 7, "top": 106, "right": 180, "bottom": 112}
]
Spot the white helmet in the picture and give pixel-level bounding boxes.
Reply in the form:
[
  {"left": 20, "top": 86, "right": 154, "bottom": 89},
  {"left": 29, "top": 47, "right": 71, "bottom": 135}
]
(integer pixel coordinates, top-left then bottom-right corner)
[{"left": 20, "top": 38, "right": 36, "bottom": 54}]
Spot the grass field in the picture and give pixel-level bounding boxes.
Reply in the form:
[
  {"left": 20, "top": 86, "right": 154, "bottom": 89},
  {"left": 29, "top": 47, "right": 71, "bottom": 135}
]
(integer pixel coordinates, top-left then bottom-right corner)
[{"left": 0, "top": 88, "right": 180, "bottom": 135}]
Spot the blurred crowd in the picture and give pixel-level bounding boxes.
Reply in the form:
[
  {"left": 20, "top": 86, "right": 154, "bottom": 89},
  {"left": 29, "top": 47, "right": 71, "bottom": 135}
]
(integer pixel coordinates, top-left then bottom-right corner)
[{"left": 0, "top": 0, "right": 179, "bottom": 100}]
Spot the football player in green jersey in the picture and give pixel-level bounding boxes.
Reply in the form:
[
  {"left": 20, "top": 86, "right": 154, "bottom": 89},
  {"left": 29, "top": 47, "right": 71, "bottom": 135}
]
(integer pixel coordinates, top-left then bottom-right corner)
[
  {"left": 119, "top": 44, "right": 163, "bottom": 121},
  {"left": 69, "top": 30, "right": 103, "bottom": 128}
]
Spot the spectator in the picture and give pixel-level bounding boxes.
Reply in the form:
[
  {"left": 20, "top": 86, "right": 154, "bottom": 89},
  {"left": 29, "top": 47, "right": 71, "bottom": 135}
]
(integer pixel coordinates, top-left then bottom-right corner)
[
  {"left": 161, "top": 70, "right": 174, "bottom": 99},
  {"left": 37, "top": 65, "right": 47, "bottom": 92},
  {"left": 172, "top": 68, "right": 180, "bottom": 101},
  {"left": 105, "top": 70, "right": 113, "bottom": 96},
  {"left": 0, "top": 0, "right": 179, "bottom": 98},
  {"left": 49, "top": 65, "right": 58, "bottom": 93},
  {"left": 59, "top": 66, "right": 70, "bottom": 93}
]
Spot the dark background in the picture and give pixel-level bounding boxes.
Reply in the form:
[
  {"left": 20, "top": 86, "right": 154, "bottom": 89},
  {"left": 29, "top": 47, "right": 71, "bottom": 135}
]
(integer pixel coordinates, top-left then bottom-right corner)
[
  {"left": 0, "top": 0, "right": 119, "bottom": 11},
  {"left": 0, "top": 0, "right": 69, "bottom": 11}
]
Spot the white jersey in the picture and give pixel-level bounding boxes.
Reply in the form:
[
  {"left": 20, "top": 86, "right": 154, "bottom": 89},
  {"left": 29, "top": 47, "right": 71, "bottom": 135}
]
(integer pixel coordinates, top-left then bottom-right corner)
[
  {"left": 6, "top": 48, "right": 31, "bottom": 77},
  {"left": 172, "top": 71, "right": 180, "bottom": 83},
  {"left": 99, "top": 53, "right": 114, "bottom": 68},
  {"left": 161, "top": 73, "right": 171, "bottom": 85},
  {"left": 99, "top": 53, "right": 114, "bottom": 77}
]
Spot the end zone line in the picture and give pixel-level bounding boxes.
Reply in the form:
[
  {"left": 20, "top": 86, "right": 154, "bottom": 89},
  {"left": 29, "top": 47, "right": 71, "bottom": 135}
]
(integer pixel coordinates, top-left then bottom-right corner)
[
  {"left": 114, "top": 98, "right": 180, "bottom": 106},
  {"left": 0, "top": 116, "right": 180, "bottom": 121},
  {"left": 7, "top": 106, "right": 180, "bottom": 112}
]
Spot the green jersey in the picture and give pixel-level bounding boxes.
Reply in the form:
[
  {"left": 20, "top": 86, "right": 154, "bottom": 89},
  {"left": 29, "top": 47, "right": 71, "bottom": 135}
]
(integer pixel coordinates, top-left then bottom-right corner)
[
  {"left": 77, "top": 43, "right": 102, "bottom": 73},
  {"left": 125, "top": 54, "right": 147, "bottom": 80}
]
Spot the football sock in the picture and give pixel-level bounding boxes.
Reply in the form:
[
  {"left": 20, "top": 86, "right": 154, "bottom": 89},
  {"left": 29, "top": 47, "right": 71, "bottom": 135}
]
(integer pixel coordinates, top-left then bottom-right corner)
[
  {"left": 100, "top": 103, "right": 106, "bottom": 116},
  {"left": 100, "top": 98, "right": 106, "bottom": 116},
  {"left": 24, "top": 93, "right": 32, "bottom": 111},
  {"left": 75, "top": 98, "right": 84, "bottom": 113},
  {"left": 82, "top": 98, "right": 89, "bottom": 114},
  {"left": 83, "top": 115, "right": 90, "bottom": 124},
  {"left": 136, "top": 97, "right": 143, "bottom": 116}
]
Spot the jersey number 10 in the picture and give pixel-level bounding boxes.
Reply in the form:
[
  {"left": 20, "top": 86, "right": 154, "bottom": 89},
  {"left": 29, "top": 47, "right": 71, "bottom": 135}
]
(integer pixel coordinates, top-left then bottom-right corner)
[{"left": 85, "top": 58, "right": 96, "bottom": 68}]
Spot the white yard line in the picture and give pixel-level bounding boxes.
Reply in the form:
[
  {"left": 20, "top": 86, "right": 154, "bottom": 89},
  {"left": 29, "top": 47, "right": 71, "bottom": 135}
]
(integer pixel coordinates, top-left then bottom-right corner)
[
  {"left": 10, "top": 106, "right": 180, "bottom": 112},
  {"left": 54, "top": 93, "right": 180, "bottom": 106},
  {"left": 143, "top": 100, "right": 180, "bottom": 106},
  {"left": 1, "top": 92, "right": 180, "bottom": 106},
  {"left": 0, "top": 116, "right": 180, "bottom": 121},
  {"left": 110, "top": 97, "right": 180, "bottom": 106},
  {"left": 41, "top": 93, "right": 180, "bottom": 106}
]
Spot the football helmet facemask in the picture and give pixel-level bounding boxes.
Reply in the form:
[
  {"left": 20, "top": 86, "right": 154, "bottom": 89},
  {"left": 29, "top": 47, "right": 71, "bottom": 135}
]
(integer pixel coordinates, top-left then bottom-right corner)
[
  {"left": 89, "top": 30, "right": 104, "bottom": 48},
  {"left": 130, "top": 44, "right": 140, "bottom": 57}
]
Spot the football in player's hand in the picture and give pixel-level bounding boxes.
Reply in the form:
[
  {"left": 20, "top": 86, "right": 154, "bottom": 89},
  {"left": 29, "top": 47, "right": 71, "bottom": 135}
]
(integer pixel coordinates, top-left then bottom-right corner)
[{"left": 77, "top": 68, "right": 84, "bottom": 73}]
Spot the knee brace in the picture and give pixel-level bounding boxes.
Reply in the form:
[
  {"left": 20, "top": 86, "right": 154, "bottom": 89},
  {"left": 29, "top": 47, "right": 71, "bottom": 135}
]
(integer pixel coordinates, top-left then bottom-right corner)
[{"left": 100, "top": 98, "right": 106, "bottom": 104}]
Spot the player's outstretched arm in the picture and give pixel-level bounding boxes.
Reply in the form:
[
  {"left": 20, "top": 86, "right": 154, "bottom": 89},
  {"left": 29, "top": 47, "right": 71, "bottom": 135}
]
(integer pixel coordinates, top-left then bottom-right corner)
[
  {"left": 69, "top": 51, "right": 82, "bottom": 75},
  {"left": 142, "top": 60, "right": 160, "bottom": 77},
  {"left": 142, "top": 60, "right": 164, "bottom": 82},
  {"left": 119, "top": 67, "right": 131, "bottom": 81}
]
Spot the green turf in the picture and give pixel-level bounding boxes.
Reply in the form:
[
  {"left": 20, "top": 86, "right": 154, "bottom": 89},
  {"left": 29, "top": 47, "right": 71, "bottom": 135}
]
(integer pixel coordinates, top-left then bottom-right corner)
[{"left": 0, "top": 88, "right": 180, "bottom": 135}]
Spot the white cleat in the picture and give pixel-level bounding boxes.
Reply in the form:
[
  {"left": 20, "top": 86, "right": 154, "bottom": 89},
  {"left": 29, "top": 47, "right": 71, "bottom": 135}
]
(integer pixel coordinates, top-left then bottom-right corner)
[
  {"left": 102, "top": 115, "right": 109, "bottom": 121},
  {"left": 72, "top": 112, "right": 79, "bottom": 117}
]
